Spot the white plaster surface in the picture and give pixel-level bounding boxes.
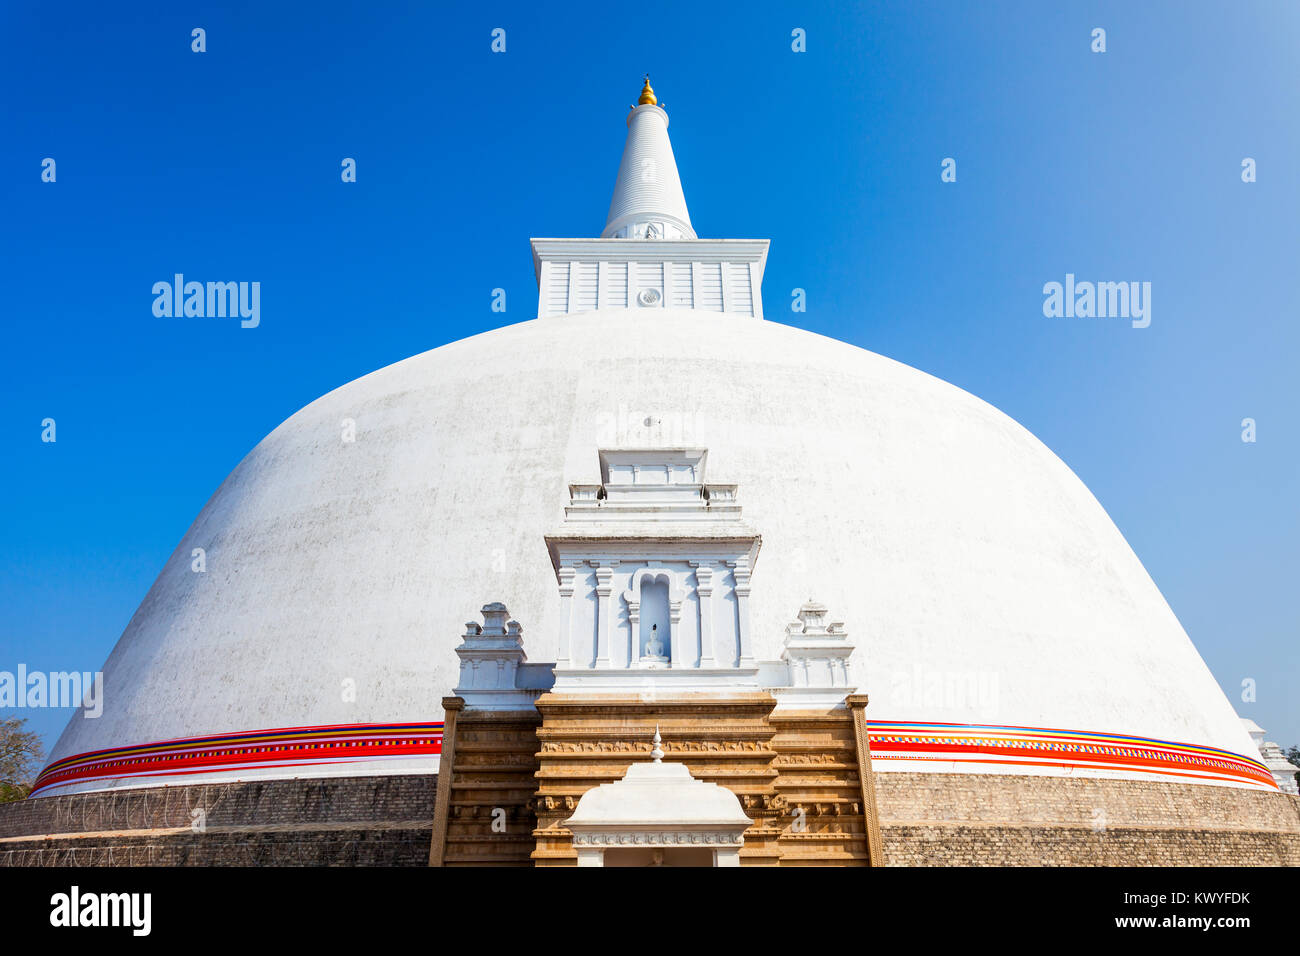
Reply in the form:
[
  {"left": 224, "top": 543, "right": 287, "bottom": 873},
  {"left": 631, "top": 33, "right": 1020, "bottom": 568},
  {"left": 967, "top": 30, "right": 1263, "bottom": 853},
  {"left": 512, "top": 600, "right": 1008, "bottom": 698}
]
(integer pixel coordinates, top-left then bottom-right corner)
[{"left": 49, "top": 309, "right": 1259, "bottom": 783}]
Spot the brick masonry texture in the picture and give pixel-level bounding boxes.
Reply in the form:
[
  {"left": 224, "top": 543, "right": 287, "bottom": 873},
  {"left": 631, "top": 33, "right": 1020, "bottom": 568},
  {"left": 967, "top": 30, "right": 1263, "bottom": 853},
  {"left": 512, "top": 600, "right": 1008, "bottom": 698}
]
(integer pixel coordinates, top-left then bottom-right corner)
[
  {"left": 0, "top": 774, "right": 437, "bottom": 867},
  {"left": 875, "top": 772, "right": 1300, "bottom": 866},
  {"left": 3, "top": 770, "right": 1298, "bottom": 866}
]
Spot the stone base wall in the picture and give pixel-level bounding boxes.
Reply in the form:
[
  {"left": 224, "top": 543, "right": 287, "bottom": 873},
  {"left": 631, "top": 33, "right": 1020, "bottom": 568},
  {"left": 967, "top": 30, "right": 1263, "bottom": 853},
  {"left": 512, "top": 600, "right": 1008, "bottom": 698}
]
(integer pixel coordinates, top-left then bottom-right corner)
[
  {"left": 0, "top": 774, "right": 437, "bottom": 867},
  {"left": 768, "top": 710, "right": 874, "bottom": 865},
  {"left": 437, "top": 709, "right": 543, "bottom": 866},
  {"left": 875, "top": 772, "right": 1300, "bottom": 866},
  {"left": 525, "top": 693, "right": 877, "bottom": 866},
  {"left": 4, "top": 767, "right": 1297, "bottom": 866},
  {"left": 530, "top": 693, "right": 791, "bottom": 866}
]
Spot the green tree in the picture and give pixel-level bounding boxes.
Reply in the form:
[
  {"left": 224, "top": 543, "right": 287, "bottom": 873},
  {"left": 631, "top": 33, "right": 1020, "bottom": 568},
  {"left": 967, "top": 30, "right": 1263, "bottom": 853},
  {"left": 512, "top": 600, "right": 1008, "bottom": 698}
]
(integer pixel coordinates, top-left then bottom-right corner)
[
  {"left": 1286, "top": 746, "right": 1300, "bottom": 791},
  {"left": 0, "top": 716, "right": 44, "bottom": 803}
]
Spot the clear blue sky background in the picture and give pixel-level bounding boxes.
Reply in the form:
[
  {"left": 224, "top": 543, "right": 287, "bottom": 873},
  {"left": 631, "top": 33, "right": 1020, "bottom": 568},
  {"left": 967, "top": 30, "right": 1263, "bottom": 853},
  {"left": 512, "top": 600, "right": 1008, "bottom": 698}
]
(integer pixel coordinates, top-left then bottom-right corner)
[{"left": 2, "top": 0, "right": 1297, "bottom": 756}]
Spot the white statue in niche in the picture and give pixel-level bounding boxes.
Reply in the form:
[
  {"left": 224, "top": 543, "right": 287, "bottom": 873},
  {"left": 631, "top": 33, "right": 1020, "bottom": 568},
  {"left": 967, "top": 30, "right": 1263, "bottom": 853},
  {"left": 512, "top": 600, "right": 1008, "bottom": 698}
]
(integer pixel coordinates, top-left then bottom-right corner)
[
  {"left": 644, "top": 623, "right": 668, "bottom": 662},
  {"left": 637, "top": 575, "right": 672, "bottom": 665}
]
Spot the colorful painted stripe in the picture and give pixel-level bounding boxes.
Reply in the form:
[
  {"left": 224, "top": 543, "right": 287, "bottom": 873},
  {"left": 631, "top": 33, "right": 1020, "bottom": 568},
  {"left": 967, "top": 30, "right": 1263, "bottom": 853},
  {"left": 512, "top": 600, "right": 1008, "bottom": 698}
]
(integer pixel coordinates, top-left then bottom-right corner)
[
  {"left": 31, "top": 718, "right": 1276, "bottom": 796},
  {"left": 31, "top": 722, "right": 443, "bottom": 796},
  {"left": 866, "top": 720, "right": 1278, "bottom": 790}
]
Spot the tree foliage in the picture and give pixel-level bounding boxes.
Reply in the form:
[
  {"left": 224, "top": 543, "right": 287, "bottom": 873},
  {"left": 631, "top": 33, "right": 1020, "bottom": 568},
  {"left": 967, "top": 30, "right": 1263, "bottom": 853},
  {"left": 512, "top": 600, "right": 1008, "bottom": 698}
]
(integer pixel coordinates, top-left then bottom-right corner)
[{"left": 0, "top": 716, "right": 44, "bottom": 803}]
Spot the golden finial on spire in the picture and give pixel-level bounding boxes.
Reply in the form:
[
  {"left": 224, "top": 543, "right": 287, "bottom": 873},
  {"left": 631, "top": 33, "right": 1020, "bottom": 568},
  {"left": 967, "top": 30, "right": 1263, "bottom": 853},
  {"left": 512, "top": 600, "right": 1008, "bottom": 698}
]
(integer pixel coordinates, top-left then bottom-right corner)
[{"left": 638, "top": 74, "right": 658, "bottom": 106}]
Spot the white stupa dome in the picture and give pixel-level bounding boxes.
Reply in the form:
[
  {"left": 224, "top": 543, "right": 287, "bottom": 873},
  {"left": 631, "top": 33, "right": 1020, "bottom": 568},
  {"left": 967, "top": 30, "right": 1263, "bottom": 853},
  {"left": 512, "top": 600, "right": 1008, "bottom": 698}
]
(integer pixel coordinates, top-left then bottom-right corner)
[{"left": 37, "top": 309, "right": 1268, "bottom": 794}]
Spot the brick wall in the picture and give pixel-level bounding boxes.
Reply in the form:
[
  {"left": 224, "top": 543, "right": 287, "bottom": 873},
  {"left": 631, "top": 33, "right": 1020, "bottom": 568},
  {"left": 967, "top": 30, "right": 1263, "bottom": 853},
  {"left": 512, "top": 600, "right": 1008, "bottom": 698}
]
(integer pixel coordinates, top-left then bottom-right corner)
[
  {"left": 874, "top": 772, "right": 1300, "bottom": 866},
  {"left": 0, "top": 774, "right": 437, "bottom": 867},
  {"left": 4, "top": 769, "right": 1298, "bottom": 866}
]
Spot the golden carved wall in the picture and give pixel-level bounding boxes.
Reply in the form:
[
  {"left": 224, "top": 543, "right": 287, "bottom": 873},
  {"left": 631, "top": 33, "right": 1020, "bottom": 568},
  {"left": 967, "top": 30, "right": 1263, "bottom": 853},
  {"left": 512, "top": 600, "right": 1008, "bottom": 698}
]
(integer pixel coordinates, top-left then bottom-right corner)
[{"left": 429, "top": 691, "right": 885, "bottom": 866}]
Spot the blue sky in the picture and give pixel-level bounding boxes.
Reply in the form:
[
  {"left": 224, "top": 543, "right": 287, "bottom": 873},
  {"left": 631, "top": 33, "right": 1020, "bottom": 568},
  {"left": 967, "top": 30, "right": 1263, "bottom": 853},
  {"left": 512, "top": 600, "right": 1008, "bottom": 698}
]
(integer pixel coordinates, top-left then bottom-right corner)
[{"left": 2, "top": 0, "right": 1297, "bottom": 755}]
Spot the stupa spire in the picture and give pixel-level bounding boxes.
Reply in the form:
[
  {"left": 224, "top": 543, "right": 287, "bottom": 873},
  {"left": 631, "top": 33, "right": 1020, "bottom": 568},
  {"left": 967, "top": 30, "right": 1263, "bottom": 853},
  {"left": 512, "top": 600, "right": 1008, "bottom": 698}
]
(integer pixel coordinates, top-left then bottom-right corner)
[
  {"left": 602, "top": 76, "right": 696, "bottom": 240},
  {"left": 530, "top": 78, "right": 768, "bottom": 319}
]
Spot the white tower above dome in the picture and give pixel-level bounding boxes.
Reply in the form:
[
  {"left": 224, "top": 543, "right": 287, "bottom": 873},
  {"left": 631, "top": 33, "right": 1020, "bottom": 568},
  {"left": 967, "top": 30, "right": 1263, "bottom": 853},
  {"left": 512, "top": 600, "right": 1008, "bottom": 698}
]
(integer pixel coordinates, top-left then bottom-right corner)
[
  {"left": 531, "top": 77, "right": 768, "bottom": 319},
  {"left": 602, "top": 76, "right": 696, "bottom": 240}
]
